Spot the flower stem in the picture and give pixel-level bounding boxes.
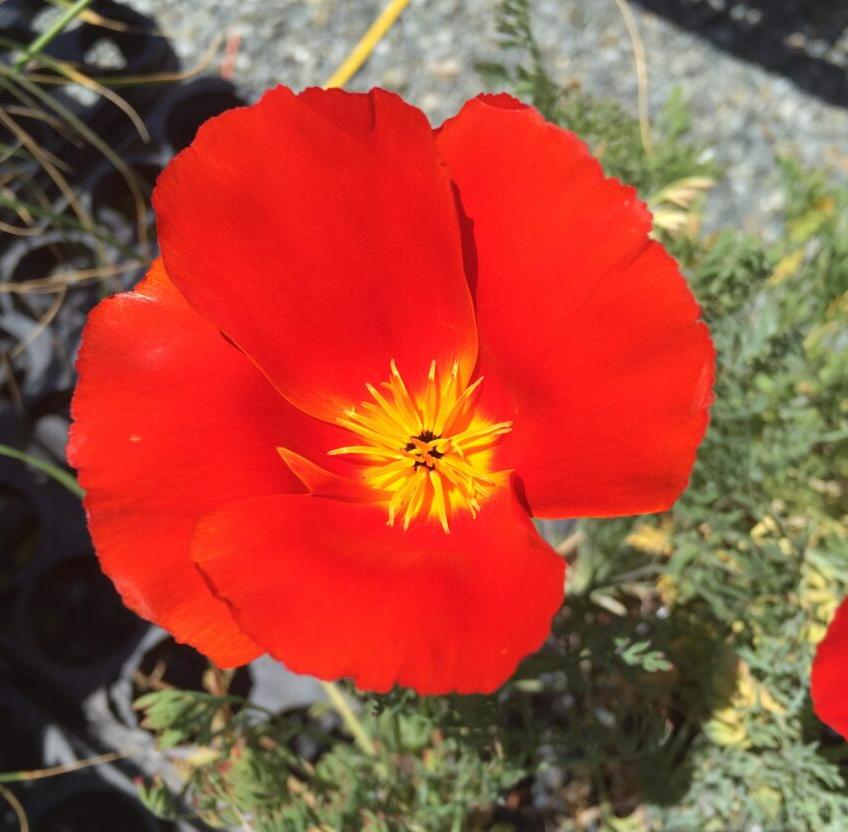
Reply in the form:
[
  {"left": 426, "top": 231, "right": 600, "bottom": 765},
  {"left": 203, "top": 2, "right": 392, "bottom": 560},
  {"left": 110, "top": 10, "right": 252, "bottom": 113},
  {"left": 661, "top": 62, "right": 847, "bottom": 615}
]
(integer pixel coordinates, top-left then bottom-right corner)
[{"left": 320, "top": 681, "right": 376, "bottom": 757}]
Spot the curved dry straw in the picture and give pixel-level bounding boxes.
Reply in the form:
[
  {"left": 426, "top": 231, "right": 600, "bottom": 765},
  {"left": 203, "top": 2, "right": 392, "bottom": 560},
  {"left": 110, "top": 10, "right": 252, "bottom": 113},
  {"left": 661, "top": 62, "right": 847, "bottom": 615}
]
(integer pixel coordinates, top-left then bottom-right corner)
[
  {"left": 613, "top": 0, "right": 652, "bottom": 154},
  {"left": 324, "top": 0, "right": 413, "bottom": 89},
  {"left": 1, "top": 3, "right": 164, "bottom": 391}
]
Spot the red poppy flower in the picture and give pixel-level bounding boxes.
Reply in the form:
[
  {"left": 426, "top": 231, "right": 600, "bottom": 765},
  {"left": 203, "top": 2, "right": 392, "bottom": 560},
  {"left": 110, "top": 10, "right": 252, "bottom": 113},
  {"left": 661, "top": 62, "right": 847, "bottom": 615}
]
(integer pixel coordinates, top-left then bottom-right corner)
[
  {"left": 812, "top": 596, "right": 848, "bottom": 739},
  {"left": 68, "top": 87, "right": 714, "bottom": 695}
]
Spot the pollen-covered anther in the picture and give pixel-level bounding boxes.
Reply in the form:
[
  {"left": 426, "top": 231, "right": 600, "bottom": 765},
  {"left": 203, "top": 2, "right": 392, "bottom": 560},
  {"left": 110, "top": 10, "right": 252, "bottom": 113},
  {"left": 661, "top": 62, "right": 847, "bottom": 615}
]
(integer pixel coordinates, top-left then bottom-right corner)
[{"left": 328, "top": 359, "right": 512, "bottom": 533}]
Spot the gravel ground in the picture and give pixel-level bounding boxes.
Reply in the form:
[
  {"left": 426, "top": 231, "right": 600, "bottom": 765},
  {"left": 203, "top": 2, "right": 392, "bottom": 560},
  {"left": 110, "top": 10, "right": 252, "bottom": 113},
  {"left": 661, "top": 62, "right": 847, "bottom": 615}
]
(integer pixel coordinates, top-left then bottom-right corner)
[{"left": 124, "top": 0, "right": 848, "bottom": 238}]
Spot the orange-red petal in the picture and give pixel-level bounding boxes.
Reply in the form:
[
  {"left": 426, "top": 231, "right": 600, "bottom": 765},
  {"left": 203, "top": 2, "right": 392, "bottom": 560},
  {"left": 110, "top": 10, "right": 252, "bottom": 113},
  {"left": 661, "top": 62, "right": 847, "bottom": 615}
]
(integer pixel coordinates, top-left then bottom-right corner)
[
  {"left": 812, "top": 596, "right": 848, "bottom": 740},
  {"left": 190, "top": 478, "right": 565, "bottom": 694},
  {"left": 436, "top": 96, "right": 714, "bottom": 518},
  {"left": 69, "top": 261, "right": 346, "bottom": 666},
  {"left": 276, "top": 447, "right": 375, "bottom": 502},
  {"left": 154, "top": 86, "right": 478, "bottom": 423}
]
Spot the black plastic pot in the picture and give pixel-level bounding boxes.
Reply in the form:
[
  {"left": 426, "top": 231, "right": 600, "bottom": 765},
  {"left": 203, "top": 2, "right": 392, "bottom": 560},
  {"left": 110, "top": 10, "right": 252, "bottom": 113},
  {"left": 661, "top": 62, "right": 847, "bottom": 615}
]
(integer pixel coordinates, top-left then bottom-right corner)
[
  {"left": 0, "top": 673, "right": 182, "bottom": 832},
  {"left": 146, "top": 76, "right": 248, "bottom": 155},
  {"left": 0, "top": 0, "right": 178, "bottom": 230},
  {"left": 0, "top": 7, "right": 325, "bottom": 829}
]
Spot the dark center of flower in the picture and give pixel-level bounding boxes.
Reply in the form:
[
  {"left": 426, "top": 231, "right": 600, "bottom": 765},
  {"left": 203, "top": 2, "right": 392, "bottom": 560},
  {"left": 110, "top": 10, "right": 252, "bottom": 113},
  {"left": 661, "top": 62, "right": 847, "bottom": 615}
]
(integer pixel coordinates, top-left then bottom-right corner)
[{"left": 405, "top": 431, "right": 445, "bottom": 469}]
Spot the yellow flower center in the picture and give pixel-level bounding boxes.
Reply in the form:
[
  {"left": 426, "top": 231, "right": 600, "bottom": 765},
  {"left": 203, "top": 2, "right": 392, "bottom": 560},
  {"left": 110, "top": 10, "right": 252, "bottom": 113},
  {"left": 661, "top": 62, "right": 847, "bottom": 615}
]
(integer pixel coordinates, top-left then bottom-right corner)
[{"left": 329, "top": 359, "right": 513, "bottom": 533}]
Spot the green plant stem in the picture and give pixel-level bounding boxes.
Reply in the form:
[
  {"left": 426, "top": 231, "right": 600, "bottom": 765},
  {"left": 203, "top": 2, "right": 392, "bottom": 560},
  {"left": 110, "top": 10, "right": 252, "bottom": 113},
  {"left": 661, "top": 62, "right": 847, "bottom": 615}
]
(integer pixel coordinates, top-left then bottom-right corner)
[
  {"left": 320, "top": 681, "right": 376, "bottom": 757},
  {"left": 0, "top": 443, "right": 84, "bottom": 499},
  {"left": 12, "top": 0, "right": 95, "bottom": 73}
]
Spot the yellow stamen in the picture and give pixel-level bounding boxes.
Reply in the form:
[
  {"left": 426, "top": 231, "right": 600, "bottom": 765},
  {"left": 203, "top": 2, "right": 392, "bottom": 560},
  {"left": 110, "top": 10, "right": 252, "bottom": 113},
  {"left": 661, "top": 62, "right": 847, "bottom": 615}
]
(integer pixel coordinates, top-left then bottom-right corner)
[{"left": 329, "top": 359, "right": 512, "bottom": 533}]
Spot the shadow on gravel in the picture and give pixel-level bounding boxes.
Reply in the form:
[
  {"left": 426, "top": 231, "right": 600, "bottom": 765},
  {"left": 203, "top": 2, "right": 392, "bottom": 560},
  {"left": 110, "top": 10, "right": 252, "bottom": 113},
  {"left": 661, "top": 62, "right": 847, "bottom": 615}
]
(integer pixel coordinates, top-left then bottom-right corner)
[{"left": 631, "top": 0, "right": 848, "bottom": 109}]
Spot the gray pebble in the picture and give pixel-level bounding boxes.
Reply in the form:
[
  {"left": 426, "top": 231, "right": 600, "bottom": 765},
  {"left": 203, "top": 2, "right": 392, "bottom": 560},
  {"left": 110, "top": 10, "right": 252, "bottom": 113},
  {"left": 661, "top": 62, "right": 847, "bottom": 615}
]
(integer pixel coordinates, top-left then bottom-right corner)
[{"left": 124, "top": 0, "right": 848, "bottom": 237}]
